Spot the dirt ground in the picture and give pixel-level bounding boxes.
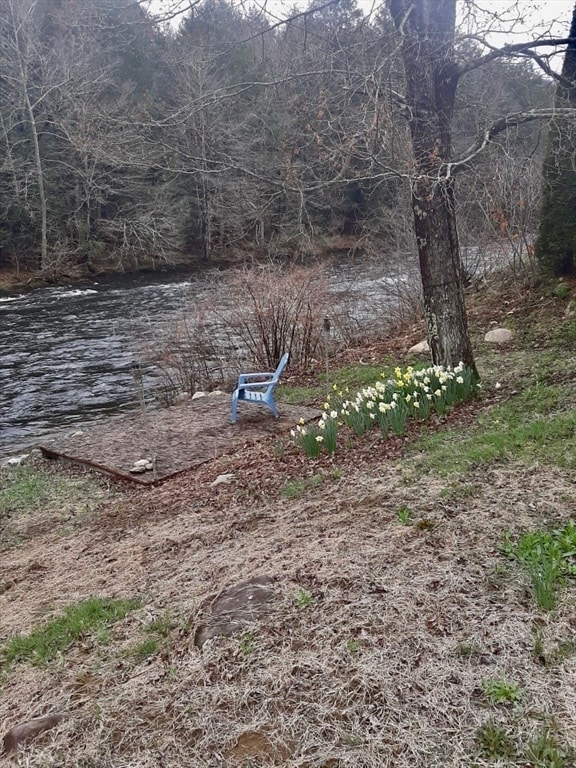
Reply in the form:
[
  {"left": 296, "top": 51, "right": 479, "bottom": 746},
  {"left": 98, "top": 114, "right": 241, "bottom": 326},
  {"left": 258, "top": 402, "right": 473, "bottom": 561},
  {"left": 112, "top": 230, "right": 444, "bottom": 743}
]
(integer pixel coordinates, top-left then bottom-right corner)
[
  {"left": 37, "top": 396, "right": 320, "bottom": 484},
  {"left": 1, "top": 278, "right": 576, "bottom": 767}
]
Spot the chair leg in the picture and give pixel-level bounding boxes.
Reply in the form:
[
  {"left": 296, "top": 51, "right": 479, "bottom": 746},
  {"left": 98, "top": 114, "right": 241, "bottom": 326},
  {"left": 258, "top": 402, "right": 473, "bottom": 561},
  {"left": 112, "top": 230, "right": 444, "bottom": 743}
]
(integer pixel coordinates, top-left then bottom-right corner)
[
  {"left": 231, "top": 392, "right": 238, "bottom": 423},
  {"left": 267, "top": 396, "right": 279, "bottom": 419}
]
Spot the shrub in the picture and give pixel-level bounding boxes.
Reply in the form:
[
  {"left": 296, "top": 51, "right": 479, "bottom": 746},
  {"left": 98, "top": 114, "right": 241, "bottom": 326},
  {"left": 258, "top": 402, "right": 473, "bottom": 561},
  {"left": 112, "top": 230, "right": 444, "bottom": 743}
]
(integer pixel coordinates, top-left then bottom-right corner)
[
  {"left": 225, "top": 264, "right": 334, "bottom": 370},
  {"left": 503, "top": 521, "right": 576, "bottom": 610},
  {"left": 146, "top": 264, "right": 342, "bottom": 401}
]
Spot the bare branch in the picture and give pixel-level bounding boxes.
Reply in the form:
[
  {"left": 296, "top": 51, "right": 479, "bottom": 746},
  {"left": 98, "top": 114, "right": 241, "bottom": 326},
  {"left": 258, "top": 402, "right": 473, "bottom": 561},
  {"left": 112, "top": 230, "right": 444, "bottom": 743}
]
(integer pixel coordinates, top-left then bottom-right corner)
[
  {"left": 458, "top": 35, "right": 576, "bottom": 87},
  {"left": 445, "top": 107, "right": 576, "bottom": 175}
]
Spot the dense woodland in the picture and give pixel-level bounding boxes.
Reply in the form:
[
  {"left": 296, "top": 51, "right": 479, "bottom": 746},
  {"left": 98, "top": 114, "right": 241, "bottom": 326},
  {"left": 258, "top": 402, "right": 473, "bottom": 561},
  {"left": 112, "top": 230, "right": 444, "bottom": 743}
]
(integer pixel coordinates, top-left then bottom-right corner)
[{"left": 0, "top": 0, "right": 557, "bottom": 278}]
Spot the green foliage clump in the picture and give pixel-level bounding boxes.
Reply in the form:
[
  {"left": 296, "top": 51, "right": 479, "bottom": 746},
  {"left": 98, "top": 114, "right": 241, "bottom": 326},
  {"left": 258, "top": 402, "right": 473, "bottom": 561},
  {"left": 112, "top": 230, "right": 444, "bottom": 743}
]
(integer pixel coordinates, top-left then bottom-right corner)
[
  {"left": 0, "top": 465, "right": 107, "bottom": 522},
  {"left": 503, "top": 521, "right": 576, "bottom": 610},
  {"left": 482, "top": 676, "right": 522, "bottom": 705},
  {"left": 294, "top": 588, "right": 314, "bottom": 609},
  {"left": 553, "top": 281, "right": 569, "bottom": 299},
  {"left": 475, "top": 723, "right": 575, "bottom": 766},
  {"left": 128, "top": 638, "right": 159, "bottom": 662},
  {"left": 2, "top": 597, "right": 141, "bottom": 667},
  {"left": 280, "top": 472, "right": 333, "bottom": 499},
  {"left": 475, "top": 722, "right": 516, "bottom": 760}
]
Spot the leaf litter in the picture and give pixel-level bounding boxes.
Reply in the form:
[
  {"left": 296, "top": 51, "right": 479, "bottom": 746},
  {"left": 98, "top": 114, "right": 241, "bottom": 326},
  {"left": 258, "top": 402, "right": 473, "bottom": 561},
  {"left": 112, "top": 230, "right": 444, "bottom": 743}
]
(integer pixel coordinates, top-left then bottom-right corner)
[{"left": 1, "top": 277, "right": 576, "bottom": 766}]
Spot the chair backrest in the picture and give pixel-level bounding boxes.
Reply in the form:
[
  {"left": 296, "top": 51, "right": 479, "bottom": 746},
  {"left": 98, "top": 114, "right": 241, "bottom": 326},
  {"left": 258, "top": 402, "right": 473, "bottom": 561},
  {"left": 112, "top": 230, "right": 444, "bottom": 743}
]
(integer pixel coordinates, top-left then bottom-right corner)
[{"left": 272, "top": 352, "right": 289, "bottom": 383}]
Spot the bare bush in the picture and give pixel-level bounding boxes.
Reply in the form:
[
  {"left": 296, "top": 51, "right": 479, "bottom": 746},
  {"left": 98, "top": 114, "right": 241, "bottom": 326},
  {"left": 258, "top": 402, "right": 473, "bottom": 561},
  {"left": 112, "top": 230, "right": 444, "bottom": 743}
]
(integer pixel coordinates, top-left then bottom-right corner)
[
  {"left": 146, "top": 297, "right": 236, "bottom": 403},
  {"left": 224, "top": 265, "right": 335, "bottom": 371},
  {"left": 384, "top": 273, "right": 425, "bottom": 331},
  {"left": 145, "top": 265, "right": 347, "bottom": 401},
  {"left": 145, "top": 259, "right": 433, "bottom": 403}
]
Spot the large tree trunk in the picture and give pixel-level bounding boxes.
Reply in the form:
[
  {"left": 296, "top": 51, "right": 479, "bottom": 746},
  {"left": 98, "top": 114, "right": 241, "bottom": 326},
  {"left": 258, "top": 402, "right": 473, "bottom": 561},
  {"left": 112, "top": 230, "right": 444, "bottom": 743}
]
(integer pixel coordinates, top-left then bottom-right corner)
[
  {"left": 535, "top": 2, "right": 576, "bottom": 277},
  {"left": 388, "top": 0, "right": 477, "bottom": 376}
]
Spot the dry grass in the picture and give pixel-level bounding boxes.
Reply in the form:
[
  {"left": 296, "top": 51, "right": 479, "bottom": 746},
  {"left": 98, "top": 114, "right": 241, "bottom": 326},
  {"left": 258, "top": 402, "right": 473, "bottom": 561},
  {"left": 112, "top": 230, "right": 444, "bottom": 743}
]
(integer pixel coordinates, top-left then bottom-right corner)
[
  {"left": 1, "top": 276, "right": 576, "bottom": 766},
  {"left": 2, "top": 461, "right": 576, "bottom": 766}
]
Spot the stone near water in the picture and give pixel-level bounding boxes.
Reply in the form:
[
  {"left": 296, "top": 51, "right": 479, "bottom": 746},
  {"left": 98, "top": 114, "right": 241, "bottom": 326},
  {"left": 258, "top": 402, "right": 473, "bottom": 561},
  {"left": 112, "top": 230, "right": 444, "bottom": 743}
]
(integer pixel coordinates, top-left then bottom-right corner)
[
  {"left": 0, "top": 454, "right": 29, "bottom": 468},
  {"left": 129, "top": 458, "right": 154, "bottom": 473},
  {"left": 408, "top": 340, "right": 430, "bottom": 355},
  {"left": 484, "top": 328, "right": 514, "bottom": 343}
]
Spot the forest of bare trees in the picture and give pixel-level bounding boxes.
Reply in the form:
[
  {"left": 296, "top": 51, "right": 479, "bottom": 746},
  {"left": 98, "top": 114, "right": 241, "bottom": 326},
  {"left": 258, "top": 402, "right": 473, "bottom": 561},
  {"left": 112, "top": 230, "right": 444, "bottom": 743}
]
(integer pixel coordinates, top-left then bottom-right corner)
[{"left": 1, "top": 0, "right": 565, "bottom": 285}]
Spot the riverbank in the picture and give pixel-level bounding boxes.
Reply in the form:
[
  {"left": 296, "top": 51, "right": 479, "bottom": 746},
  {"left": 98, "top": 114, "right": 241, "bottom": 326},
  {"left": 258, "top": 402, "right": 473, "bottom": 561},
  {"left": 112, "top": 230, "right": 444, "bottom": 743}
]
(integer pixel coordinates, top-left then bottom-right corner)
[
  {"left": 0, "top": 267, "right": 41, "bottom": 294},
  {"left": 0, "top": 263, "right": 201, "bottom": 296},
  {"left": 0, "top": 237, "right": 365, "bottom": 296},
  {"left": 0, "top": 253, "right": 408, "bottom": 457},
  {"left": 1, "top": 272, "right": 576, "bottom": 767}
]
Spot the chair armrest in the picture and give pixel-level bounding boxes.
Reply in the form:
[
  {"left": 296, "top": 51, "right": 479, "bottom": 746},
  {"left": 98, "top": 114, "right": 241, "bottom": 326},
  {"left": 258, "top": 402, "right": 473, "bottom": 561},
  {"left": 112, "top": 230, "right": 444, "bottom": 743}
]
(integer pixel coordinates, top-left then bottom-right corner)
[
  {"left": 238, "top": 372, "right": 275, "bottom": 384},
  {"left": 236, "top": 381, "right": 273, "bottom": 392}
]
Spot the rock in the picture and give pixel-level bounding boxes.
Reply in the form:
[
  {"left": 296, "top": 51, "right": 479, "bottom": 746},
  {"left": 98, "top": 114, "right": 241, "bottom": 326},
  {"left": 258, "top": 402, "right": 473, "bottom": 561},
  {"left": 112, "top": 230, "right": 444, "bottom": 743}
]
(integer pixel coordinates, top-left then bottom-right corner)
[
  {"left": 484, "top": 328, "right": 514, "bottom": 343},
  {"left": 129, "top": 458, "right": 154, "bottom": 473},
  {"left": 0, "top": 454, "right": 29, "bottom": 468},
  {"left": 208, "top": 390, "right": 226, "bottom": 397},
  {"left": 173, "top": 392, "right": 190, "bottom": 404},
  {"left": 408, "top": 340, "right": 430, "bottom": 355},
  {"left": 194, "top": 575, "right": 276, "bottom": 647},
  {"left": 211, "top": 473, "right": 235, "bottom": 486},
  {"left": 191, "top": 391, "right": 206, "bottom": 400},
  {"left": 133, "top": 458, "right": 152, "bottom": 468}
]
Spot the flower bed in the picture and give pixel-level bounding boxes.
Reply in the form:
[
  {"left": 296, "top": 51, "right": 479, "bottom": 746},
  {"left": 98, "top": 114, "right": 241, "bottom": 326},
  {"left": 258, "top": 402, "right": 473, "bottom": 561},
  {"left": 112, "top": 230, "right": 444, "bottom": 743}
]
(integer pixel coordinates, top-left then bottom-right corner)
[{"left": 292, "top": 363, "right": 478, "bottom": 457}]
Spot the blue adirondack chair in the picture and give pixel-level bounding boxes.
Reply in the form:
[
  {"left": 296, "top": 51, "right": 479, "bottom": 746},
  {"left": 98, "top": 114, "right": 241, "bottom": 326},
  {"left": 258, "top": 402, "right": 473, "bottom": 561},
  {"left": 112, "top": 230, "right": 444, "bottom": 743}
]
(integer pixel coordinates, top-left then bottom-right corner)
[{"left": 231, "top": 353, "right": 289, "bottom": 423}]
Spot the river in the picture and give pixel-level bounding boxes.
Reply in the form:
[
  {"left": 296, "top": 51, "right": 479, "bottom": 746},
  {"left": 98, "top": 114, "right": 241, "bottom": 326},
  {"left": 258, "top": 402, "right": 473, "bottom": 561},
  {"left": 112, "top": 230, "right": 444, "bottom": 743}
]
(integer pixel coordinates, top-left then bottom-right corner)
[
  {"left": 0, "top": 270, "right": 209, "bottom": 457},
  {"left": 0, "top": 261, "right": 415, "bottom": 458}
]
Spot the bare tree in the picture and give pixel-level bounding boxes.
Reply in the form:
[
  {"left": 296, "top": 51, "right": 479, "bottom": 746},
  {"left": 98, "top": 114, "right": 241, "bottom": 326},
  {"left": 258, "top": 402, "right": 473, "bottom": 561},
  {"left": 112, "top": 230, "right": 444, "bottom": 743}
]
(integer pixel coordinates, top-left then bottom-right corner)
[
  {"left": 385, "top": 0, "right": 576, "bottom": 373},
  {"left": 0, "top": 0, "right": 51, "bottom": 271},
  {"left": 1, "top": 0, "right": 574, "bottom": 300}
]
